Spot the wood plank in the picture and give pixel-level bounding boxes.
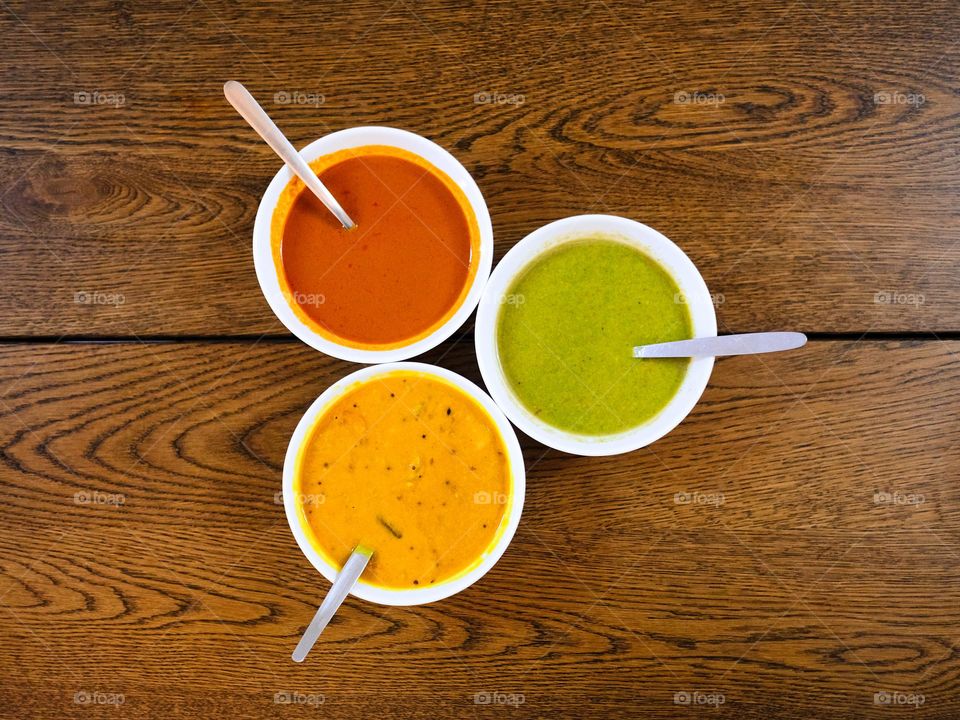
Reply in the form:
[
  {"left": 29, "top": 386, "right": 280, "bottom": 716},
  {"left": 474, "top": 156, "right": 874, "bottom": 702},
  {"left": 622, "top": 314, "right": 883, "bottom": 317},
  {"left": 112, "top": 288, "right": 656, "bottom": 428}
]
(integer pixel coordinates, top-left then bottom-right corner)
[
  {"left": 0, "top": 0, "right": 958, "bottom": 334},
  {"left": 1, "top": 338, "right": 958, "bottom": 717}
]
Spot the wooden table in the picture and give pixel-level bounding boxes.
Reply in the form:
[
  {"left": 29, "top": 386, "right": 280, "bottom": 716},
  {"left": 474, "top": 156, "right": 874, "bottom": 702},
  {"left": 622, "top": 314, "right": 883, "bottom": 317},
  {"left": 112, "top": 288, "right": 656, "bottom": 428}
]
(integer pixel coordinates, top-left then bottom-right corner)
[{"left": 1, "top": 1, "right": 958, "bottom": 717}]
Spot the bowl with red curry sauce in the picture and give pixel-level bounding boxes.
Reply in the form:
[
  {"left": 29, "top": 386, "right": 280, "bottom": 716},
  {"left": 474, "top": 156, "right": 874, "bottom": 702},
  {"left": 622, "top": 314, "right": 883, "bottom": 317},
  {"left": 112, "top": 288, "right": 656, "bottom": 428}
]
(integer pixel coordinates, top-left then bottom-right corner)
[{"left": 253, "top": 127, "right": 493, "bottom": 362}]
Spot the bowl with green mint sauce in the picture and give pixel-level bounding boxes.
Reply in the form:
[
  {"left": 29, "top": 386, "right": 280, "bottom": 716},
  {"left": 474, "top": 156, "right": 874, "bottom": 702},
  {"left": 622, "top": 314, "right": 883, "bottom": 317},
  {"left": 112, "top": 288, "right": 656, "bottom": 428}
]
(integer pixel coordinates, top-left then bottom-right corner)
[{"left": 476, "top": 215, "right": 716, "bottom": 456}]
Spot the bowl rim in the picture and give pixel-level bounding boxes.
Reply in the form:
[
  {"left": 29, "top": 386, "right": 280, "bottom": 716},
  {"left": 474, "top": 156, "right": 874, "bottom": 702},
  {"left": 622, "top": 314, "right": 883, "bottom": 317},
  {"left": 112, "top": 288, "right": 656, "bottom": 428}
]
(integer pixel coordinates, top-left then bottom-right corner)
[
  {"left": 282, "top": 362, "right": 527, "bottom": 606},
  {"left": 253, "top": 126, "right": 493, "bottom": 364},
  {"left": 474, "top": 214, "right": 717, "bottom": 456}
]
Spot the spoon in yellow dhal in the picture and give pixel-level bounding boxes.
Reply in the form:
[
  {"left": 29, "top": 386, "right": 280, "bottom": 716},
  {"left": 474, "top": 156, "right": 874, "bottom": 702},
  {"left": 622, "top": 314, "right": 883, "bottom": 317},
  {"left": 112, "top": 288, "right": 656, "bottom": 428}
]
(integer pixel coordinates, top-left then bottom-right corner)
[
  {"left": 223, "top": 80, "right": 356, "bottom": 230},
  {"left": 292, "top": 546, "right": 372, "bottom": 662}
]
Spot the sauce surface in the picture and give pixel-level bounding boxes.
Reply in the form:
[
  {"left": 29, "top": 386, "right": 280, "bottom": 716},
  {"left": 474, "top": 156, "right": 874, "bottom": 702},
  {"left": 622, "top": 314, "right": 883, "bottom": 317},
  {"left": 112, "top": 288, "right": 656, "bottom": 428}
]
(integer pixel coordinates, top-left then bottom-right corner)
[
  {"left": 273, "top": 146, "right": 478, "bottom": 348},
  {"left": 294, "top": 371, "right": 511, "bottom": 590},
  {"left": 497, "top": 237, "right": 693, "bottom": 435}
]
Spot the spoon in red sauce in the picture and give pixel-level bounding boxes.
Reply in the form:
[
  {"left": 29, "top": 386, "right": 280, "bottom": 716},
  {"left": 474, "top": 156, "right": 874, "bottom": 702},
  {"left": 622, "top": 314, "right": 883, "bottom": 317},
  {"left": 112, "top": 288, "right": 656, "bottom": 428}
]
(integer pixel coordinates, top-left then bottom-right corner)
[{"left": 224, "top": 80, "right": 356, "bottom": 230}]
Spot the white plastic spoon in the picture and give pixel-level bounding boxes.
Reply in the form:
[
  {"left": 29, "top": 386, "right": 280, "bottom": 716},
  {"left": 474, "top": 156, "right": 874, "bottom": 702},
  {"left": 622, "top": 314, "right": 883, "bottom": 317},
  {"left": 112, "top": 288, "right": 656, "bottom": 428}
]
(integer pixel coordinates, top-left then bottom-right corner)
[
  {"left": 633, "top": 332, "right": 807, "bottom": 358},
  {"left": 223, "top": 80, "right": 356, "bottom": 230},
  {"left": 292, "top": 546, "right": 372, "bottom": 662}
]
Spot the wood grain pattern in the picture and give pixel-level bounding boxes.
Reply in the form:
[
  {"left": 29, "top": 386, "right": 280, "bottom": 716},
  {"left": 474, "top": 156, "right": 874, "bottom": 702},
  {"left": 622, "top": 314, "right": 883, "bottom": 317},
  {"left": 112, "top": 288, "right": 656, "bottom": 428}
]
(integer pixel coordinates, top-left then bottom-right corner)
[
  {"left": 1, "top": 339, "right": 959, "bottom": 718},
  {"left": 0, "top": 0, "right": 958, "bottom": 334},
  {"left": 2, "top": 1, "right": 959, "bottom": 718}
]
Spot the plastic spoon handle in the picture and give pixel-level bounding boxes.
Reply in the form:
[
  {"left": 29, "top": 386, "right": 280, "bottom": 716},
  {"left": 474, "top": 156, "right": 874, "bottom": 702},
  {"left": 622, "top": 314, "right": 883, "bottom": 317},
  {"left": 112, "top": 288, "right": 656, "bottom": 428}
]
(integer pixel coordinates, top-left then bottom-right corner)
[
  {"left": 223, "top": 80, "right": 356, "bottom": 230},
  {"left": 634, "top": 332, "right": 807, "bottom": 358},
  {"left": 291, "top": 547, "right": 372, "bottom": 662}
]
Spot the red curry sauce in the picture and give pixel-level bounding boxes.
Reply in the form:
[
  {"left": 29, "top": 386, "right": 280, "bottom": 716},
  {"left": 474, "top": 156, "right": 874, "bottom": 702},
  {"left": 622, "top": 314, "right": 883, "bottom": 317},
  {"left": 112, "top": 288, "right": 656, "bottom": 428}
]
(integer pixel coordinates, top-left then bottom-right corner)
[{"left": 271, "top": 146, "right": 479, "bottom": 348}]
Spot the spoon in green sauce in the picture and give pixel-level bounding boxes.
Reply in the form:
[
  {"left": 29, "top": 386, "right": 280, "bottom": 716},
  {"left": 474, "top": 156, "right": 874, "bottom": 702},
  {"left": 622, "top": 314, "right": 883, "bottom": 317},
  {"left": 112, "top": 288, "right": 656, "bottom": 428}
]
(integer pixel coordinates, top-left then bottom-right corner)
[{"left": 634, "top": 332, "right": 807, "bottom": 358}]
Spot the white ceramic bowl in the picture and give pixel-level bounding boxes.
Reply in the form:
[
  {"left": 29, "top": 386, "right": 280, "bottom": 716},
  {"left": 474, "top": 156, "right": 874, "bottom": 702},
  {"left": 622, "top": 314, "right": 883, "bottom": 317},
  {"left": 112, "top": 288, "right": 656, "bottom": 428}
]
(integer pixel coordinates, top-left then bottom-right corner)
[
  {"left": 475, "top": 214, "right": 717, "bottom": 456},
  {"left": 253, "top": 126, "right": 493, "bottom": 363},
  {"left": 282, "top": 362, "right": 526, "bottom": 606}
]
